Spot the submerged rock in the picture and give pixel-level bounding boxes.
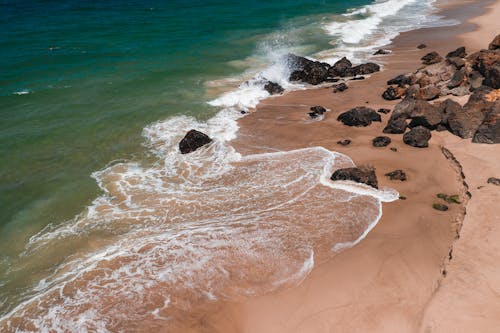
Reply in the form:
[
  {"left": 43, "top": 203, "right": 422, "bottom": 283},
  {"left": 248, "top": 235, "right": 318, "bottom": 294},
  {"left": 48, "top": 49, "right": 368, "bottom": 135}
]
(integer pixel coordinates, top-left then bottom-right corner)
[
  {"left": 264, "top": 81, "right": 284, "bottom": 95},
  {"left": 372, "top": 136, "right": 392, "bottom": 147},
  {"left": 421, "top": 51, "right": 443, "bottom": 65},
  {"left": 385, "top": 170, "right": 407, "bottom": 181},
  {"left": 403, "top": 126, "right": 432, "bottom": 148},
  {"left": 337, "top": 107, "right": 381, "bottom": 127},
  {"left": 308, "top": 105, "right": 327, "bottom": 118},
  {"left": 179, "top": 129, "right": 212, "bottom": 154},
  {"left": 331, "top": 166, "right": 378, "bottom": 189}
]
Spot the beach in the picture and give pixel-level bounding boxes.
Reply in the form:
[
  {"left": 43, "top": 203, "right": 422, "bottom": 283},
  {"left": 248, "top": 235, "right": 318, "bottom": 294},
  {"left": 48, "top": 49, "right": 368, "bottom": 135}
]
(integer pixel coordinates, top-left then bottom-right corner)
[{"left": 197, "top": 0, "right": 500, "bottom": 332}]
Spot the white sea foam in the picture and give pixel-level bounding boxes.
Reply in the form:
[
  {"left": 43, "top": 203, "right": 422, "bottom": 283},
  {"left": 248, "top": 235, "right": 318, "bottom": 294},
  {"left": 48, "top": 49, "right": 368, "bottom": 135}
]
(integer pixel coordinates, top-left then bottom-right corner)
[{"left": 12, "top": 89, "right": 31, "bottom": 95}]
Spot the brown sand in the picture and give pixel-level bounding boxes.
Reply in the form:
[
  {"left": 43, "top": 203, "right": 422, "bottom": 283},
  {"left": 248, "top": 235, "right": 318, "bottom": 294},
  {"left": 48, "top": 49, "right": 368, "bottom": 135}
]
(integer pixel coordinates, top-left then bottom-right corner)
[{"left": 183, "top": 0, "right": 500, "bottom": 332}]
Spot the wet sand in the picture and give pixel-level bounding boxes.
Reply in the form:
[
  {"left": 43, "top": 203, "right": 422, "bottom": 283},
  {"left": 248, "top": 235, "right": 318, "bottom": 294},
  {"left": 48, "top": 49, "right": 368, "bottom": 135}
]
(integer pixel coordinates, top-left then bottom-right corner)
[{"left": 191, "top": 0, "right": 500, "bottom": 332}]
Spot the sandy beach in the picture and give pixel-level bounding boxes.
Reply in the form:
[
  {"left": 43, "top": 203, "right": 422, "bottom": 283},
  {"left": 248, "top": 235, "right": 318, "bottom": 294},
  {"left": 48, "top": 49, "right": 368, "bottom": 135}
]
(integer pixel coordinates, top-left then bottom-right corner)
[{"left": 191, "top": 0, "right": 500, "bottom": 332}]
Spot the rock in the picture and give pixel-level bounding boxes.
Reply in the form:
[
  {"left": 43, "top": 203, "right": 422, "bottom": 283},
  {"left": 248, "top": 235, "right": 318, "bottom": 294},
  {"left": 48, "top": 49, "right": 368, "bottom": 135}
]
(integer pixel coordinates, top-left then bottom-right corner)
[
  {"left": 378, "top": 108, "right": 391, "bottom": 114},
  {"left": 390, "top": 147, "right": 398, "bottom": 152},
  {"left": 446, "top": 46, "right": 466, "bottom": 59},
  {"left": 489, "top": 34, "right": 500, "bottom": 50},
  {"left": 374, "top": 49, "right": 391, "bottom": 55},
  {"left": 487, "top": 177, "right": 500, "bottom": 185},
  {"left": 447, "top": 57, "right": 466, "bottom": 69},
  {"left": 337, "top": 107, "right": 381, "bottom": 127},
  {"left": 437, "top": 193, "right": 461, "bottom": 204},
  {"left": 421, "top": 51, "right": 443, "bottom": 65},
  {"left": 385, "top": 169, "right": 407, "bottom": 181},
  {"left": 403, "top": 126, "right": 432, "bottom": 148},
  {"left": 382, "top": 86, "right": 405, "bottom": 100},
  {"left": 329, "top": 57, "right": 352, "bottom": 77},
  {"left": 383, "top": 117, "right": 408, "bottom": 134},
  {"left": 417, "top": 44, "right": 427, "bottom": 49},
  {"left": 344, "top": 63, "right": 380, "bottom": 77},
  {"left": 439, "top": 98, "right": 463, "bottom": 125},
  {"left": 390, "top": 98, "right": 443, "bottom": 130},
  {"left": 469, "top": 70, "right": 485, "bottom": 90},
  {"left": 447, "top": 68, "right": 467, "bottom": 89},
  {"left": 337, "top": 139, "right": 351, "bottom": 146},
  {"left": 179, "top": 129, "right": 212, "bottom": 154},
  {"left": 332, "top": 82, "right": 348, "bottom": 93},
  {"left": 473, "top": 109, "right": 500, "bottom": 143},
  {"left": 372, "top": 136, "right": 392, "bottom": 147},
  {"left": 350, "top": 76, "right": 365, "bottom": 80},
  {"left": 263, "top": 81, "right": 284, "bottom": 95},
  {"left": 417, "top": 85, "right": 441, "bottom": 101},
  {"left": 433, "top": 203, "right": 449, "bottom": 211},
  {"left": 387, "top": 74, "right": 413, "bottom": 87},
  {"left": 448, "top": 109, "right": 485, "bottom": 139},
  {"left": 331, "top": 166, "right": 378, "bottom": 189},
  {"left": 469, "top": 49, "right": 500, "bottom": 89},
  {"left": 308, "top": 106, "right": 327, "bottom": 118},
  {"left": 287, "top": 54, "right": 330, "bottom": 85}
]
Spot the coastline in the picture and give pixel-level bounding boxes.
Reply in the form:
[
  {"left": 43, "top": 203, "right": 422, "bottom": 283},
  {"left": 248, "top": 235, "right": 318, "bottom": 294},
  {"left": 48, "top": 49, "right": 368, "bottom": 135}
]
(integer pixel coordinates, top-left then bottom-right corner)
[{"left": 196, "top": 0, "right": 500, "bottom": 332}]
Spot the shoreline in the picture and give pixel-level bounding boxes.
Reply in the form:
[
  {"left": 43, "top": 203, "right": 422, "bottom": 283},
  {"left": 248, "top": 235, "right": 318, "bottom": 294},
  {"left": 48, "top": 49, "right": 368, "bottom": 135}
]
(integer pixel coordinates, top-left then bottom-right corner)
[{"left": 194, "top": 0, "right": 500, "bottom": 331}]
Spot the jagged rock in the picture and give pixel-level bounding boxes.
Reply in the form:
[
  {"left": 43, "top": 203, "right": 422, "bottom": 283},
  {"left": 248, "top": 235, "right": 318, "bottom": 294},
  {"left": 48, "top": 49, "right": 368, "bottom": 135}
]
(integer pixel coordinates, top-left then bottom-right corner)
[
  {"left": 464, "top": 87, "right": 497, "bottom": 115},
  {"left": 417, "top": 85, "right": 441, "bottom": 101},
  {"left": 447, "top": 109, "right": 485, "bottom": 139},
  {"left": 263, "top": 81, "right": 284, "bottom": 95},
  {"left": 447, "top": 57, "right": 466, "bottom": 69},
  {"left": 387, "top": 74, "right": 413, "bottom": 87},
  {"left": 332, "top": 82, "right": 348, "bottom": 93},
  {"left": 403, "top": 126, "right": 432, "bottom": 148},
  {"left": 385, "top": 170, "right": 407, "bottom": 181},
  {"left": 374, "top": 49, "right": 391, "bottom": 55},
  {"left": 378, "top": 108, "right": 391, "bottom": 114},
  {"left": 421, "top": 52, "right": 443, "bottom": 65},
  {"left": 383, "top": 117, "right": 407, "bottom": 134},
  {"left": 439, "top": 99, "right": 463, "bottom": 126},
  {"left": 473, "top": 109, "right": 500, "bottom": 143},
  {"left": 329, "top": 57, "right": 352, "bottom": 77},
  {"left": 372, "top": 136, "right": 392, "bottom": 147},
  {"left": 489, "top": 34, "right": 500, "bottom": 50},
  {"left": 337, "top": 107, "right": 381, "bottom": 127},
  {"left": 487, "top": 177, "right": 500, "bottom": 185},
  {"left": 344, "top": 63, "right": 380, "bottom": 77},
  {"left": 446, "top": 46, "right": 466, "bottom": 59},
  {"left": 417, "top": 44, "right": 427, "bottom": 49},
  {"left": 433, "top": 203, "right": 449, "bottom": 211},
  {"left": 389, "top": 98, "right": 443, "bottom": 130},
  {"left": 469, "top": 71, "right": 485, "bottom": 90},
  {"left": 469, "top": 49, "right": 500, "bottom": 89},
  {"left": 288, "top": 54, "right": 330, "bottom": 85},
  {"left": 382, "top": 86, "right": 405, "bottom": 100},
  {"left": 331, "top": 166, "right": 378, "bottom": 189},
  {"left": 337, "top": 139, "right": 351, "bottom": 146},
  {"left": 179, "top": 129, "right": 212, "bottom": 154},
  {"left": 447, "top": 68, "right": 467, "bottom": 89}
]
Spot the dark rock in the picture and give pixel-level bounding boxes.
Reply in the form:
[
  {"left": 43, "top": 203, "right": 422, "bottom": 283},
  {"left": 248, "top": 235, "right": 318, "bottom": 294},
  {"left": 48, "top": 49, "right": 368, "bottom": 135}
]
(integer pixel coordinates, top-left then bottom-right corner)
[
  {"left": 385, "top": 169, "right": 407, "bottom": 181},
  {"left": 446, "top": 46, "right": 466, "bottom": 59},
  {"left": 337, "top": 107, "right": 381, "bottom": 127},
  {"left": 469, "top": 49, "right": 500, "bottom": 89},
  {"left": 240, "top": 111, "right": 247, "bottom": 114},
  {"left": 447, "top": 57, "right": 466, "bottom": 69},
  {"left": 372, "top": 136, "right": 392, "bottom": 147},
  {"left": 383, "top": 117, "right": 408, "bottom": 134},
  {"left": 439, "top": 99, "right": 463, "bottom": 125},
  {"left": 374, "top": 49, "right": 391, "bottom": 55},
  {"left": 473, "top": 109, "right": 500, "bottom": 143},
  {"left": 417, "top": 85, "right": 441, "bottom": 101},
  {"left": 287, "top": 54, "right": 330, "bottom": 85},
  {"left": 399, "top": 195, "right": 407, "bottom": 200},
  {"left": 329, "top": 57, "right": 352, "bottom": 77},
  {"left": 417, "top": 44, "right": 427, "bottom": 49},
  {"left": 263, "top": 81, "right": 284, "bottom": 95},
  {"left": 337, "top": 139, "right": 351, "bottom": 146},
  {"left": 391, "top": 98, "right": 443, "bottom": 130},
  {"left": 378, "top": 108, "right": 391, "bottom": 114},
  {"left": 387, "top": 74, "right": 413, "bottom": 87},
  {"left": 382, "top": 86, "right": 405, "bottom": 100},
  {"left": 448, "top": 109, "right": 485, "bottom": 139},
  {"left": 344, "top": 63, "right": 380, "bottom": 77},
  {"left": 350, "top": 76, "right": 365, "bottom": 81},
  {"left": 390, "top": 147, "right": 398, "bottom": 152},
  {"left": 469, "top": 71, "right": 485, "bottom": 90},
  {"left": 421, "top": 51, "right": 443, "bottom": 65},
  {"left": 308, "top": 105, "right": 327, "bottom": 119},
  {"left": 403, "top": 126, "right": 432, "bottom": 148},
  {"left": 433, "top": 203, "right": 449, "bottom": 211},
  {"left": 487, "top": 177, "right": 500, "bottom": 185},
  {"left": 332, "top": 82, "right": 348, "bottom": 93},
  {"left": 179, "top": 129, "right": 212, "bottom": 154},
  {"left": 331, "top": 166, "right": 378, "bottom": 189},
  {"left": 488, "top": 34, "right": 500, "bottom": 50},
  {"left": 447, "top": 68, "right": 467, "bottom": 89}
]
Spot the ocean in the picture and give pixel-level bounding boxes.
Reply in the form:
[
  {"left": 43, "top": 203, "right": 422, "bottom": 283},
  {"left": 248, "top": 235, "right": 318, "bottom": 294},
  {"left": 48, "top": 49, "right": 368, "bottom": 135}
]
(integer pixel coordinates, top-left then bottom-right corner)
[{"left": 0, "top": 0, "right": 453, "bottom": 330}]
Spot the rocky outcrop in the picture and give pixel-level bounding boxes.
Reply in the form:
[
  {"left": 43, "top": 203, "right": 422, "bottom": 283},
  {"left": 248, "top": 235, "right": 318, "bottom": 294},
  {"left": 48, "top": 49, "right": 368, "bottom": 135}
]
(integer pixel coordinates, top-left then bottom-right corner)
[
  {"left": 403, "top": 126, "right": 432, "bottom": 148},
  {"left": 264, "top": 81, "right": 284, "bottom": 95},
  {"left": 372, "top": 136, "right": 392, "bottom": 147},
  {"left": 331, "top": 166, "right": 378, "bottom": 189},
  {"left": 329, "top": 57, "right": 352, "bottom": 77},
  {"left": 468, "top": 49, "right": 500, "bottom": 88},
  {"left": 421, "top": 52, "right": 443, "bottom": 65},
  {"left": 288, "top": 54, "right": 330, "bottom": 85},
  {"left": 385, "top": 170, "right": 407, "bottom": 181},
  {"left": 179, "top": 130, "right": 212, "bottom": 154},
  {"left": 337, "top": 107, "right": 381, "bottom": 127}
]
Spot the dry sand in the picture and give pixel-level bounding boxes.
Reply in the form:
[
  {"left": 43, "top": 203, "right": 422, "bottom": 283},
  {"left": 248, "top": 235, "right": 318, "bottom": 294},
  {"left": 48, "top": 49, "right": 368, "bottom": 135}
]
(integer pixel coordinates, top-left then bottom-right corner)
[{"left": 191, "top": 0, "right": 500, "bottom": 332}]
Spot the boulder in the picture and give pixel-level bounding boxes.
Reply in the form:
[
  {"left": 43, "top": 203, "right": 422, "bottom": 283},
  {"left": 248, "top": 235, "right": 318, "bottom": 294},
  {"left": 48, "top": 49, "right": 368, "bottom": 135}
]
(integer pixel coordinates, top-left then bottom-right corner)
[
  {"left": 332, "top": 82, "right": 348, "bottom": 93},
  {"left": 288, "top": 54, "right": 330, "bottom": 85},
  {"left": 416, "top": 85, "right": 441, "bottom": 101},
  {"left": 447, "top": 68, "right": 467, "bottom": 89},
  {"left": 393, "top": 98, "right": 443, "bottom": 130},
  {"left": 382, "top": 86, "right": 405, "bottom": 100},
  {"left": 331, "top": 166, "right": 378, "bottom": 189},
  {"left": 417, "top": 44, "right": 427, "bottom": 49},
  {"left": 329, "top": 57, "right": 352, "bottom": 77},
  {"left": 385, "top": 170, "right": 407, "bottom": 181},
  {"left": 447, "top": 57, "right": 466, "bottom": 69},
  {"left": 447, "top": 110, "right": 485, "bottom": 139},
  {"left": 473, "top": 109, "right": 500, "bottom": 143},
  {"left": 263, "top": 81, "right": 284, "bottom": 95},
  {"left": 469, "top": 49, "right": 500, "bottom": 89},
  {"left": 446, "top": 46, "right": 466, "bottom": 59},
  {"left": 489, "top": 34, "right": 500, "bottom": 50},
  {"left": 421, "top": 51, "right": 443, "bottom": 65},
  {"left": 387, "top": 74, "right": 413, "bottom": 87},
  {"left": 343, "top": 63, "right": 380, "bottom": 77},
  {"left": 377, "top": 108, "right": 391, "bottom": 114},
  {"left": 372, "top": 136, "right": 392, "bottom": 147},
  {"left": 439, "top": 99, "right": 463, "bottom": 126},
  {"left": 374, "top": 49, "right": 391, "bottom": 55},
  {"left": 383, "top": 117, "right": 408, "bottom": 134},
  {"left": 337, "top": 107, "right": 381, "bottom": 127},
  {"left": 179, "top": 130, "right": 212, "bottom": 154},
  {"left": 403, "top": 126, "right": 432, "bottom": 148}
]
